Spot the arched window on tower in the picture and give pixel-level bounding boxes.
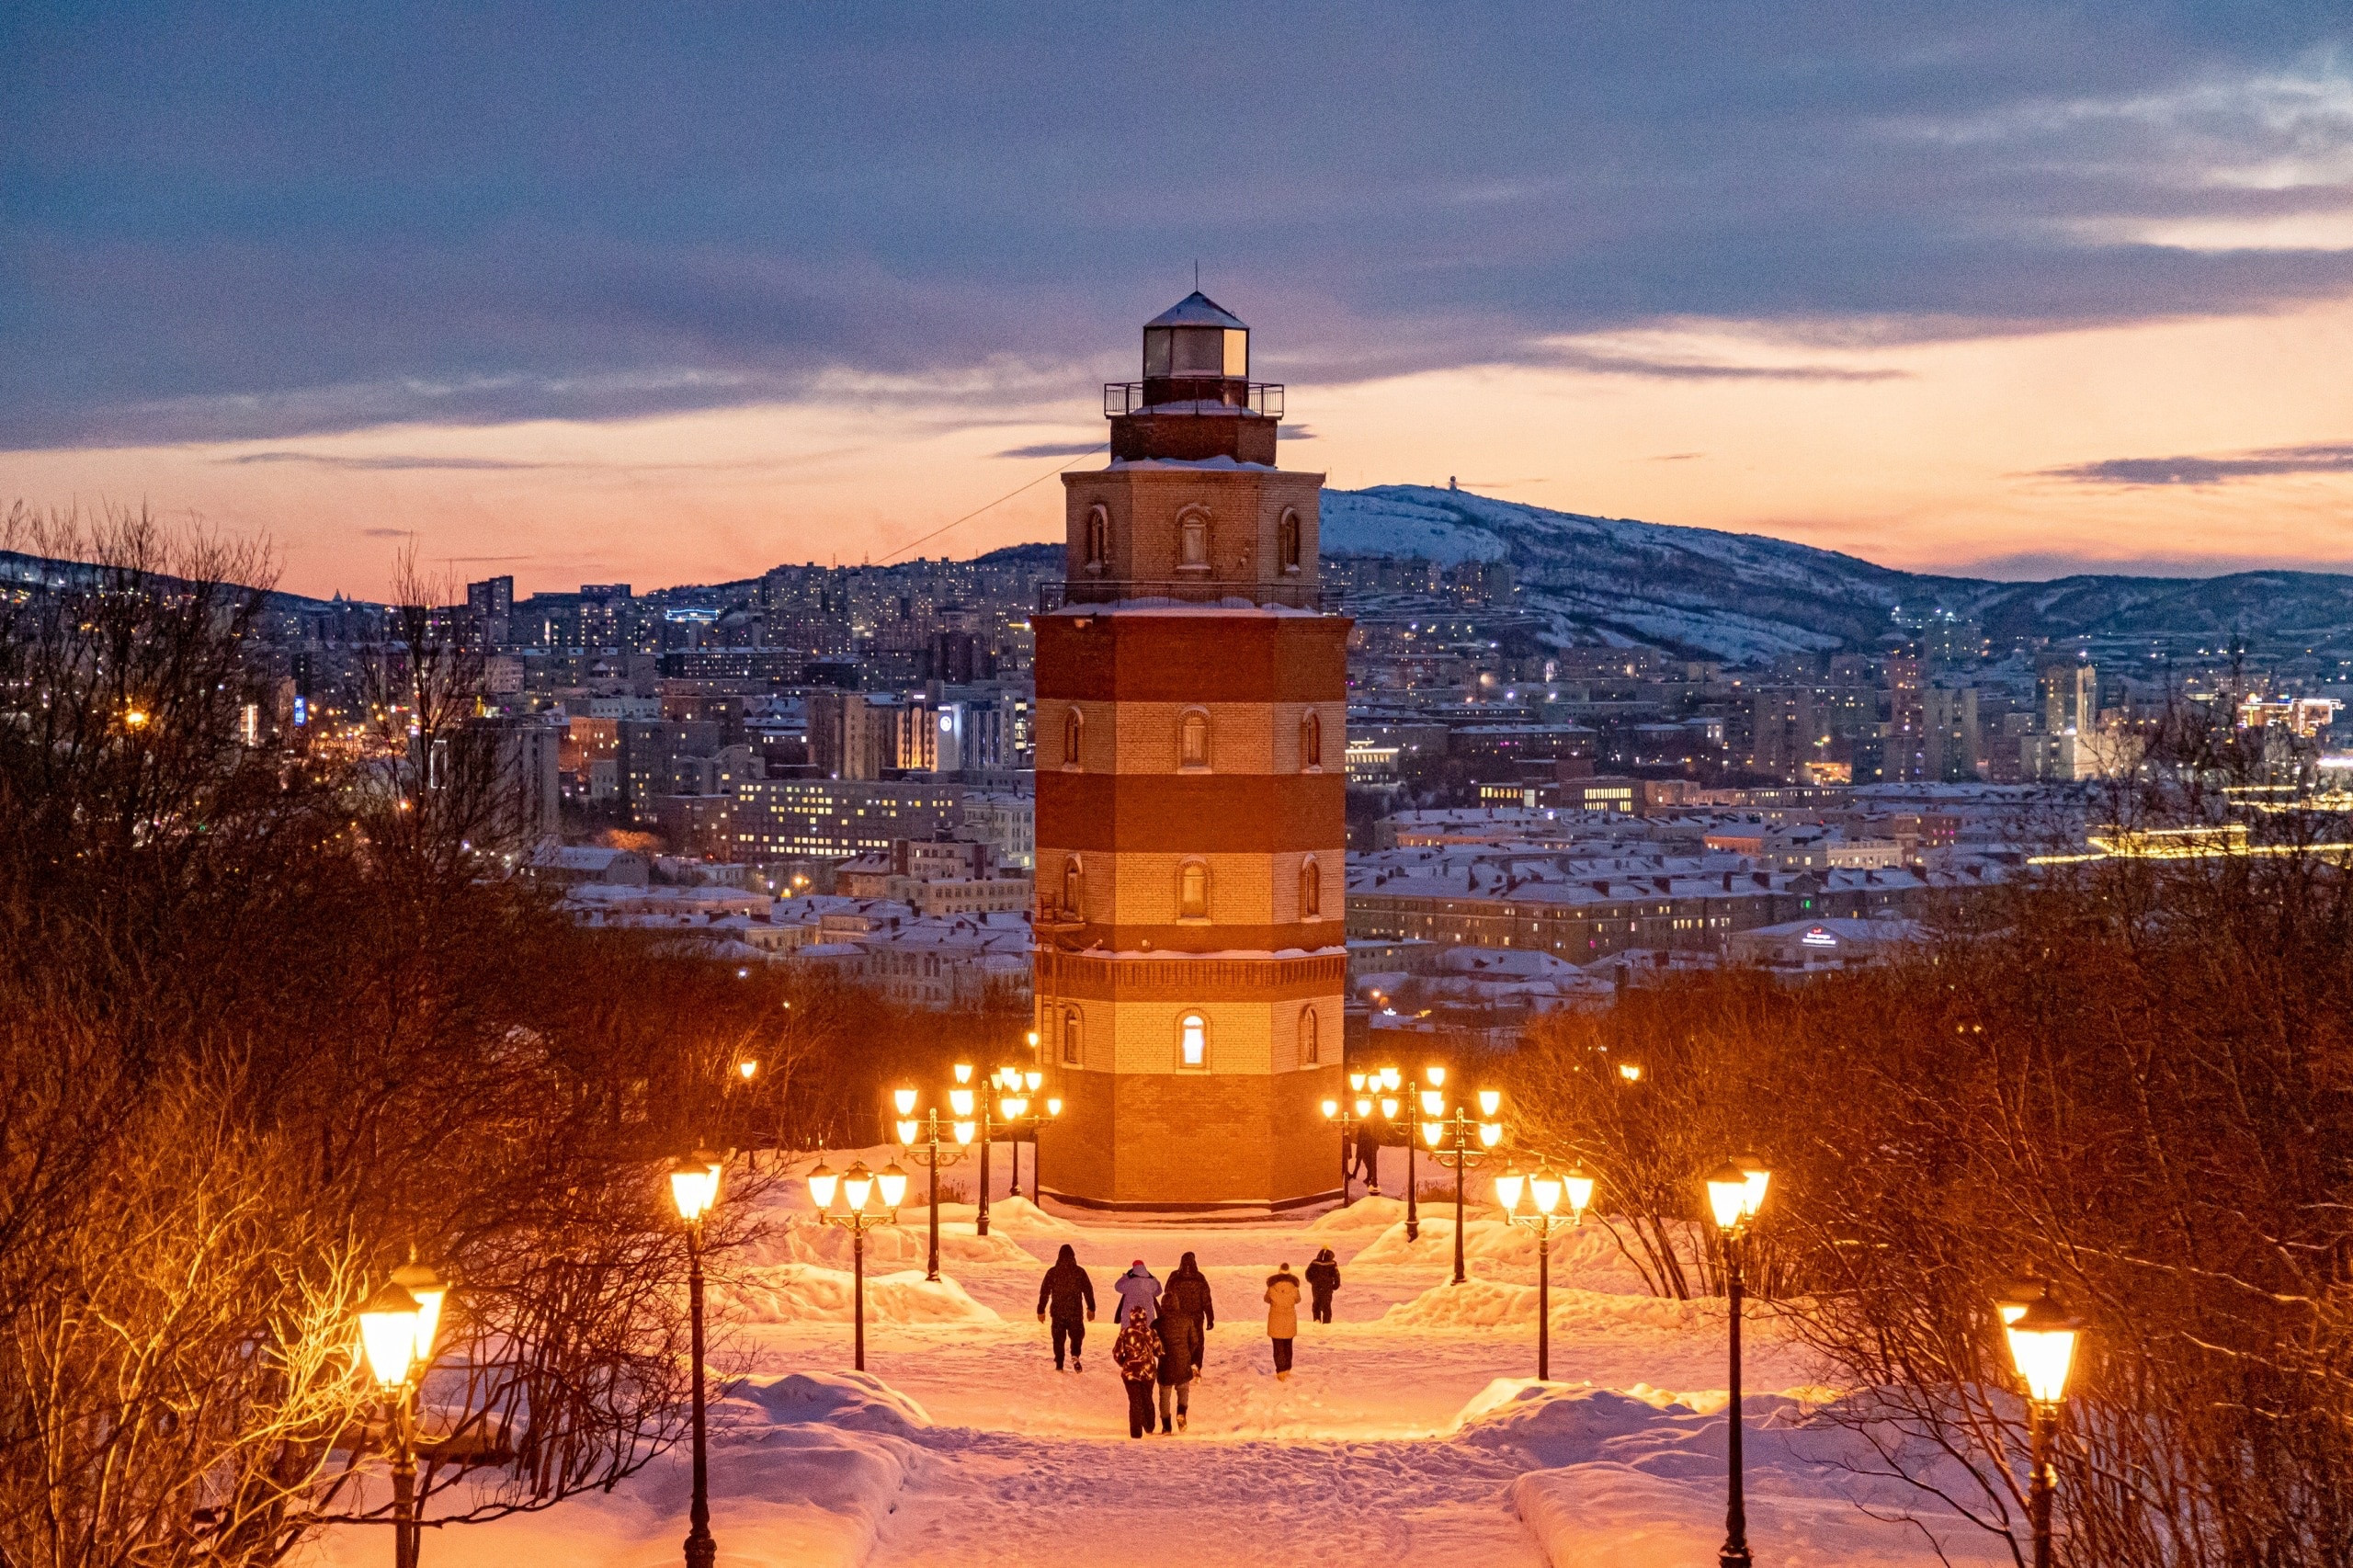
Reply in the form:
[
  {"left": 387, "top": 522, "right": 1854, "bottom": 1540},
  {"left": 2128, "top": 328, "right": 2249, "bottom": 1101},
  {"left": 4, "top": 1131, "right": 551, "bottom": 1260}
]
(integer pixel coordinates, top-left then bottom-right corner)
[
  {"left": 1279, "top": 508, "right": 1302, "bottom": 574},
  {"left": 1178, "top": 1011, "right": 1208, "bottom": 1069},
  {"left": 1300, "top": 855, "right": 1322, "bottom": 918},
  {"left": 1301, "top": 710, "right": 1322, "bottom": 771},
  {"left": 1178, "top": 860, "right": 1209, "bottom": 920},
  {"left": 1085, "top": 505, "right": 1108, "bottom": 575},
  {"left": 1299, "top": 1006, "right": 1319, "bottom": 1066},
  {"left": 1062, "top": 1006, "right": 1083, "bottom": 1065},
  {"left": 1177, "top": 508, "right": 1211, "bottom": 573},
  {"left": 1179, "top": 710, "right": 1211, "bottom": 771},
  {"left": 1063, "top": 707, "right": 1083, "bottom": 771},
  {"left": 1062, "top": 855, "right": 1083, "bottom": 918}
]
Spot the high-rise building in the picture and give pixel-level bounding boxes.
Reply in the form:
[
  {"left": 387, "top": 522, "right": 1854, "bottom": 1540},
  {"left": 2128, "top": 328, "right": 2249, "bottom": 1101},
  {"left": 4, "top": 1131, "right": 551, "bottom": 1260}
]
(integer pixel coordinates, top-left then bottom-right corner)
[
  {"left": 1033, "top": 293, "right": 1347, "bottom": 1211},
  {"left": 2038, "top": 658, "right": 2098, "bottom": 734}
]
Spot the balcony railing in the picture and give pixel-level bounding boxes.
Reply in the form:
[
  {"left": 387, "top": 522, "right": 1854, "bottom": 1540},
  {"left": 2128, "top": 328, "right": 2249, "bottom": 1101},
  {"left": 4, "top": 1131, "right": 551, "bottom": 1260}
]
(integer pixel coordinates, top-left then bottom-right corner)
[
  {"left": 1104, "top": 381, "right": 1285, "bottom": 419},
  {"left": 1039, "top": 578, "right": 1324, "bottom": 612}
]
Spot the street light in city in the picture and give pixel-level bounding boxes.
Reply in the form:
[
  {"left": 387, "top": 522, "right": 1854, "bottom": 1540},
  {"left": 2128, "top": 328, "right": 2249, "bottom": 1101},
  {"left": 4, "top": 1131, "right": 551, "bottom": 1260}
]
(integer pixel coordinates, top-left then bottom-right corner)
[
  {"left": 356, "top": 1255, "right": 452, "bottom": 1568},
  {"left": 667, "top": 1151, "right": 725, "bottom": 1568},
  {"left": 892, "top": 1077, "right": 974, "bottom": 1282},
  {"left": 1419, "top": 1084, "right": 1506, "bottom": 1285},
  {"left": 2001, "top": 1283, "right": 2083, "bottom": 1568},
  {"left": 1704, "top": 1158, "right": 1772, "bottom": 1568},
  {"left": 994, "top": 1070, "right": 1062, "bottom": 1205},
  {"left": 1494, "top": 1165, "right": 1592, "bottom": 1381},
  {"left": 1319, "top": 1072, "right": 1380, "bottom": 1204},
  {"left": 807, "top": 1158, "right": 908, "bottom": 1372},
  {"left": 1362, "top": 1064, "right": 1424, "bottom": 1238}
]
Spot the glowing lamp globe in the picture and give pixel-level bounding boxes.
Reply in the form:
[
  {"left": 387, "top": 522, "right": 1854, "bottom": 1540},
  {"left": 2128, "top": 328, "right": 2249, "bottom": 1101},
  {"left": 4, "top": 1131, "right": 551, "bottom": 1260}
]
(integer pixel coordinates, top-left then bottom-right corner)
[
  {"left": 876, "top": 1163, "right": 910, "bottom": 1210},
  {"left": 1003, "top": 1097, "right": 1029, "bottom": 1119},
  {"left": 1563, "top": 1165, "right": 1596, "bottom": 1219},
  {"left": 2006, "top": 1290, "right": 2083, "bottom": 1406},
  {"left": 949, "top": 1087, "right": 976, "bottom": 1119},
  {"left": 1734, "top": 1157, "right": 1771, "bottom": 1218},
  {"left": 1529, "top": 1171, "right": 1564, "bottom": 1216},
  {"left": 1379, "top": 1096, "right": 1401, "bottom": 1119},
  {"left": 1421, "top": 1120, "right": 1444, "bottom": 1147},
  {"left": 1348, "top": 1073, "right": 1367, "bottom": 1092},
  {"left": 1419, "top": 1088, "right": 1444, "bottom": 1117},
  {"left": 1494, "top": 1171, "right": 1526, "bottom": 1212},
  {"left": 1045, "top": 1097, "right": 1063, "bottom": 1118},
  {"left": 893, "top": 1087, "right": 919, "bottom": 1117},
  {"left": 952, "top": 1120, "right": 976, "bottom": 1145},
  {"left": 1321, "top": 1098, "right": 1340, "bottom": 1119},
  {"left": 389, "top": 1258, "right": 449, "bottom": 1369},
  {"left": 895, "top": 1119, "right": 920, "bottom": 1146},
  {"left": 1381, "top": 1066, "right": 1402, "bottom": 1093},
  {"left": 807, "top": 1163, "right": 840, "bottom": 1210},
  {"left": 358, "top": 1283, "right": 424, "bottom": 1389},
  {"left": 1705, "top": 1162, "right": 1753, "bottom": 1232},
  {"left": 1025, "top": 1071, "right": 1042, "bottom": 1092},
  {"left": 1353, "top": 1096, "right": 1372, "bottom": 1118},
  {"left": 1425, "top": 1064, "right": 1447, "bottom": 1089},
  {"left": 670, "top": 1154, "right": 721, "bottom": 1223},
  {"left": 953, "top": 1062, "right": 974, "bottom": 1085},
  {"left": 1478, "top": 1121, "right": 1503, "bottom": 1148},
  {"left": 842, "top": 1163, "right": 874, "bottom": 1212},
  {"left": 738, "top": 1059, "right": 758, "bottom": 1081},
  {"left": 1477, "top": 1088, "right": 1502, "bottom": 1118}
]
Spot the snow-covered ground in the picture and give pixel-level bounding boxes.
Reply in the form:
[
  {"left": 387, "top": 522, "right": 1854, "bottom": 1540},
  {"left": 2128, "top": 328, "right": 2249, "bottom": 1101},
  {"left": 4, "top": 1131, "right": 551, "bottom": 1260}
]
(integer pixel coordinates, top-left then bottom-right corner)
[{"left": 308, "top": 1150, "right": 2016, "bottom": 1567}]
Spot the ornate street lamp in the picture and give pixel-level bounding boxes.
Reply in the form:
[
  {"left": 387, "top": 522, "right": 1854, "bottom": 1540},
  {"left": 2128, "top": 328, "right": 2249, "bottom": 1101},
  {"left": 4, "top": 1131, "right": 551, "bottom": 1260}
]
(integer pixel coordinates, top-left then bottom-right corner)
[
  {"left": 1704, "top": 1158, "right": 1771, "bottom": 1568},
  {"left": 1419, "top": 1085, "right": 1506, "bottom": 1285},
  {"left": 1321, "top": 1071, "right": 1382, "bottom": 1201},
  {"left": 1495, "top": 1164, "right": 1593, "bottom": 1380},
  {"left": 1363, "top": 1064, "right": 1426, "bottom": 1238},
  {"left": 992, "top": 1065, "right": 1062, "bottom": 1206},
  {"left": 2002, "top": 1283, "right": 2083, "bottom": 1568},
  {"left": 807, "top": 1158, "right": 907, "bottom": 1371},
  {"left": 667, "top": 1151, "right": 725, "bottom": 1568},
  {"left": 357, "top": 1252, "right": 452, "bottom": 1568},
  {"left": 892, "top": 1077, "right": 975, "bottom": 1281}
]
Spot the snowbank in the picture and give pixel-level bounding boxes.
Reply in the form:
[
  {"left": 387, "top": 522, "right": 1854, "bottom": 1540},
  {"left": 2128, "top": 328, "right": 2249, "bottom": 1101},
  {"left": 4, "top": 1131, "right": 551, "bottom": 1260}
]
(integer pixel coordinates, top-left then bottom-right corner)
[
  {"left": 1447, "top": 1381, "right": 2018, "bottom": 1566},
  {"left": 718, "top": 1264, "right": 1001, "bottom": 1325},
  {"left": 1304, "top": 1195, "right": 1408, "bottom": 1236},
  {"left": 307, "top": 1375, "right": 926, "bottom": 1568},
  {"left": 725, "top": 1369, "right": 933, "bottom": 1435},
  {"left": 741, "top": 1216, "right": 1036, "bottom": 1270},
  {"left": 1375, "top": 1277, "right": 1701, "bottom": 1334}
]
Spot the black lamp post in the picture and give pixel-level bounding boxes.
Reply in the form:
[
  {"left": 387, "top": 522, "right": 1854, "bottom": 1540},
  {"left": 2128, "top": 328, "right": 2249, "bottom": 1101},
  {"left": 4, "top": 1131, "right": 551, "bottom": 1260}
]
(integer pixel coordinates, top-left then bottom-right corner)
[
  {"left": 356, "top": 1258, "right": 449, "bottom": 1568},
  {"left": 1494, "top": 1165, "right": 1592, "bottom": 1380},
  {"left": 1704, "top": 1159, "right": 1772, "bottom": 1568},
  {"left": 892, "top": 1082, "right": 974, "bottom": 1281},
  {"left": 1317, "top": 1075, "right": 1375, "bottom": 1204},
  {"left": 2001, "top": 1283, "right": 2083, "bottom": 1568},
  {"left": 1416, "top": 1078, "right": 1504, "bottom": 1285},
  {"left": 995, "top": 1071, "right": 1063, "bottom": 1205},
  {"left": 667, "top": 1152, "right": 724, "bottom": 1568},
  {"left": 808, "top": 1159, "right": 907, "bottom": 1371}
]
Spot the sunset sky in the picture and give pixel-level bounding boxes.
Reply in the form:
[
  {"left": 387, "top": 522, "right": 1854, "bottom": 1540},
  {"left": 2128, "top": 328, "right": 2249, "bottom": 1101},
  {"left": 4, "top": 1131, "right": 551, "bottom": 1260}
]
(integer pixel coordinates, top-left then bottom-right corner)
[{"left": 6, "top": 3, "right": 2353, "bottom": 599}]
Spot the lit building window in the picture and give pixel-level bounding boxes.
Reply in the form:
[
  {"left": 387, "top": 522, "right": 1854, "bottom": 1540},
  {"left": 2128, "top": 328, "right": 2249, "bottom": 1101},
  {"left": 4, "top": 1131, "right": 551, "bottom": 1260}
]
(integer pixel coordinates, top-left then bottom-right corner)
[{"left": 1178, "top": 1011, "right": 1207, "bottom": 1069}]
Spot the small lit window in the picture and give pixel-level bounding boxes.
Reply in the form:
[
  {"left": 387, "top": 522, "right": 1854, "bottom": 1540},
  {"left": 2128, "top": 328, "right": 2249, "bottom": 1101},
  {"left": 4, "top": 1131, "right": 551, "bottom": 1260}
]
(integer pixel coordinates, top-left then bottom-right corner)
[{"left": 1179, "top": 1012, "right": 1208, "bottom": 1068}]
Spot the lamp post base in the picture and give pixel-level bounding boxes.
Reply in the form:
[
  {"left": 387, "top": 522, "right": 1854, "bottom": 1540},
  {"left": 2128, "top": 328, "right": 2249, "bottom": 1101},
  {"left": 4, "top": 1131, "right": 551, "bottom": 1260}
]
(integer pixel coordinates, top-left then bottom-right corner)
[{"left": 684, "top": 1530, "right": 717, "bottom": 1568}]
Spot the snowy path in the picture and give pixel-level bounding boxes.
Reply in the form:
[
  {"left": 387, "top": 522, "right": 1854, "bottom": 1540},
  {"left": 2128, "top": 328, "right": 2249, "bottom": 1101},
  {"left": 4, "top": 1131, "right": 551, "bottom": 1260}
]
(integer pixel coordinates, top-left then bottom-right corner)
[
  {"left": 308, "top": 1167, "right": 2019, "bottom": 1568},
  {"left": 872, "top": 1428, "right": 1542, "bottom": 1568}
]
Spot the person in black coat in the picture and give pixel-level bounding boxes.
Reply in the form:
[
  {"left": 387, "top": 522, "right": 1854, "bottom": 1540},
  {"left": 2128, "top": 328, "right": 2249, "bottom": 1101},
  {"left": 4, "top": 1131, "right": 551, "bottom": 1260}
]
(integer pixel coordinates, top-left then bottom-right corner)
[
  {"left": 1157, "top": 1251, "right": 1216, "bottom": 1378},
  {"left": 1035, "top": 1243, "right": 1097, "bottom": 1370},
  {"left": 1305, "top": 1247, "right": 1341, "bottom": 1324}
]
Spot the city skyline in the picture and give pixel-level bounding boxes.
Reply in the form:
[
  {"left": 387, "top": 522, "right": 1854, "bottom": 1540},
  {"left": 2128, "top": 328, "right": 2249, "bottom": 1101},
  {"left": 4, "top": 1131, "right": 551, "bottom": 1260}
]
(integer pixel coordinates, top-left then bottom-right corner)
[{"left": 6, "top": 4, "right": 2353, "bottom": 597}]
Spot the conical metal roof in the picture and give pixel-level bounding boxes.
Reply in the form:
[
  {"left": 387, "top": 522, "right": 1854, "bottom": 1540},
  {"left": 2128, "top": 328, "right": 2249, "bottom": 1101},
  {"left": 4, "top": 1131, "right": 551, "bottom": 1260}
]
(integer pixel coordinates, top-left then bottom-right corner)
[{"left": 1144, "top": 290, "right": 1247, "bottom": 331}]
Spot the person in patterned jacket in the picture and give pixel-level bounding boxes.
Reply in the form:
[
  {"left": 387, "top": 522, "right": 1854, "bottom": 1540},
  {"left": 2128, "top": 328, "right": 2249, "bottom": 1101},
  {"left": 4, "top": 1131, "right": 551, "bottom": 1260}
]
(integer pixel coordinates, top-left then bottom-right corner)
[{"left": 1112, "top": 1305, "right": 1163, "bottom": 1438}]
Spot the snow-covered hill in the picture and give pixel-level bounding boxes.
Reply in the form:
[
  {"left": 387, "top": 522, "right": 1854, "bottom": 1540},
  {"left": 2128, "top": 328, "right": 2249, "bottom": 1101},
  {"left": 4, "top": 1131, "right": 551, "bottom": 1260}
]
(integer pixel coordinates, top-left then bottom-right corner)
[{"left": 1321, "top": 485, "right": 2353, "bottom": 663}]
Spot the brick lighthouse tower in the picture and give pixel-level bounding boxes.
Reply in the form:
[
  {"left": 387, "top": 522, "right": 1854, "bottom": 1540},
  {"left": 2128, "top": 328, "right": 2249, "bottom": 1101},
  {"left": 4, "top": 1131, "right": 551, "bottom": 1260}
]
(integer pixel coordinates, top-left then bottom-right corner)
[{"left": 1033, "top": 293, "right": 1348, "bottom": 1211}]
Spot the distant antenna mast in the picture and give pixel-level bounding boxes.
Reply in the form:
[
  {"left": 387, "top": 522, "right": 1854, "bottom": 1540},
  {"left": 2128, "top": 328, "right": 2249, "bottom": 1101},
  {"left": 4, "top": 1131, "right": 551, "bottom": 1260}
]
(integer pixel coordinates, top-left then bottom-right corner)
[{"left": 1194, "top": 258, "right": 1199, "bottom": 290}]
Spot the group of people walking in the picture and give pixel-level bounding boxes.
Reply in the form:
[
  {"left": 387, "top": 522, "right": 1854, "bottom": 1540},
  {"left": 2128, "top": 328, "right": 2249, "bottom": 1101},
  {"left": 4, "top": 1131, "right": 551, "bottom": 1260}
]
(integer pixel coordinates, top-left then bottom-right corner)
[{"left": 1035, "top": 1244, "right": 1346, "bottom": 1437}]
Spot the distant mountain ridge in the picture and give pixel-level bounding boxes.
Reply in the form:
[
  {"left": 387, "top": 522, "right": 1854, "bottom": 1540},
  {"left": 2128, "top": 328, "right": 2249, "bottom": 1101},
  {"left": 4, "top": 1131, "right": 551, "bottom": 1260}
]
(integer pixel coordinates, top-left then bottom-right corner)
[{"left": 1319, "top": 485, "right": 2353, "bottom": 662}]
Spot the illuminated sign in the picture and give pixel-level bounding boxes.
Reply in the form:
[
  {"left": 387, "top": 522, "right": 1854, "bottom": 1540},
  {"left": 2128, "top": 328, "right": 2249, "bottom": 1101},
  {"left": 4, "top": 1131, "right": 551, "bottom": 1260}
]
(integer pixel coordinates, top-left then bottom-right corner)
[
  {"left": 1800, "top": 926, "right": 1836, "bottom": 949},
  {"left": 292, "top": 695, "right": 308, "bottom": 726}
]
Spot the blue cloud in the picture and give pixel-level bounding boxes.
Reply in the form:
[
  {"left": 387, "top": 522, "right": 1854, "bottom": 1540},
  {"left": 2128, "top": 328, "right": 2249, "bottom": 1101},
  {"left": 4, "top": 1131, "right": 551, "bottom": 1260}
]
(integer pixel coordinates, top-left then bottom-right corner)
[{"left": 4, "top": 2, "right": 2350, "bottom": 446}]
